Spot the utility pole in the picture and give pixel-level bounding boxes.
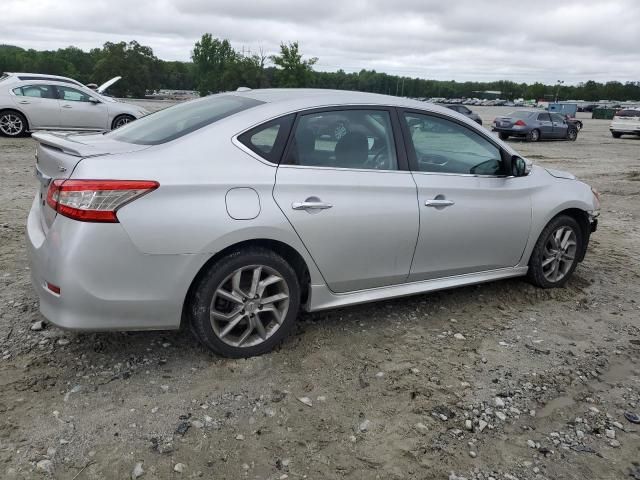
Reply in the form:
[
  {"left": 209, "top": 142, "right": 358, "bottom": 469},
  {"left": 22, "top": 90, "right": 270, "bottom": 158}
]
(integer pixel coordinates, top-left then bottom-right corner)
[{"left": 555, "top": 80, "right": 564, "bottom": 103}]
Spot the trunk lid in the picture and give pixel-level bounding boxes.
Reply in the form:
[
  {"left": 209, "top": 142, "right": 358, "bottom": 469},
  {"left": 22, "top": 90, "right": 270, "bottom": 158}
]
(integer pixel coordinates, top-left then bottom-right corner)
[
  {"left": 494, "top": 116, "right": 515, "bottom": 128},
  {"left": 33, "top": 131, "right": 149, "bottom": 232}
]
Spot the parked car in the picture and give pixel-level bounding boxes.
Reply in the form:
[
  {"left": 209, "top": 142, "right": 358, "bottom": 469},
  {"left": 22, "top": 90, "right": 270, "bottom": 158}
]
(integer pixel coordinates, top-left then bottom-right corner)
[
  {"left": 0, "top": 72, "right": 147, "bottom": 137},
  {"left": 493, "top": 110, "right": 579, "bottom": 142},
  {"left": 444, "top": 104, "right": 482, "bottom": 125},
  {"left": 27, "top": 89, "right": 599, "bottom": 357},
  {"left": 610, "top": 109, "right": 640, "bottom": 138}
]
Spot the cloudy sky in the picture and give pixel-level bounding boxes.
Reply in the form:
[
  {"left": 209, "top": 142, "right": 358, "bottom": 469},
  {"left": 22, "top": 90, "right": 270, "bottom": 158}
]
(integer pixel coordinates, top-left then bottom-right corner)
[{"left": 2, "top": 0, "right": 639, "bottom": 84}]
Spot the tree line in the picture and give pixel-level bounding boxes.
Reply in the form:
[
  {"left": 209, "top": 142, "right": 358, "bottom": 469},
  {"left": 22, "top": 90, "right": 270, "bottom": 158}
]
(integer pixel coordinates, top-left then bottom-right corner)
[{"left": 1, "top": 37, "right": 639, "bottom": 101}]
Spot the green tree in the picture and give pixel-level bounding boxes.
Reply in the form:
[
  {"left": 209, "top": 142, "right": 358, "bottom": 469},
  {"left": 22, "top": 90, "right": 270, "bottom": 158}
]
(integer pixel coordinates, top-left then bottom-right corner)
[
  {"left": 191, "top": 34, "right": 240, "bottom": 95},
  {"left": 269, "top": 42, "right": 317, "bottom": 88}
]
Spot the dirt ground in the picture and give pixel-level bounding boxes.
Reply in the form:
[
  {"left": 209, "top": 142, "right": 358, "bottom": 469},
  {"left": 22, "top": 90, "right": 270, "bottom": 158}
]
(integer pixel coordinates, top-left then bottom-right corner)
[{"left": 0, "top": 105, "right": 639, "bottom": 480}]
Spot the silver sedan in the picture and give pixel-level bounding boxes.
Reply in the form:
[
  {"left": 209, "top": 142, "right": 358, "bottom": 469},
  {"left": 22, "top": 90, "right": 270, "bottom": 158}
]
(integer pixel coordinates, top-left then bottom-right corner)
[{"left": 26, "top": 89, "right": 600, "bottom": 357}]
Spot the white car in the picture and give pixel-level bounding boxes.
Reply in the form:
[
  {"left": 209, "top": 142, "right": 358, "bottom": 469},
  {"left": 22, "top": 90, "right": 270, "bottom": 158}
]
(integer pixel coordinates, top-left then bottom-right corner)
[
  {"left": 610, "top": 108, "right": 640, "bottom": 138},
  {"left": 0, "top": 73, "right": 148, "bottom": 137}
]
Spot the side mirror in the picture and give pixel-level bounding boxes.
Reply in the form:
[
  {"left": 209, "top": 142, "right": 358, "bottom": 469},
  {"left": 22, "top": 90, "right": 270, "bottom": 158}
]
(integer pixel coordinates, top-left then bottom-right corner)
[
  {"left": 88, "top": 97, "right": 101, "bottom": 104},
  {"left": 510, "top": 155, "right": 531, "bottom": 177}
]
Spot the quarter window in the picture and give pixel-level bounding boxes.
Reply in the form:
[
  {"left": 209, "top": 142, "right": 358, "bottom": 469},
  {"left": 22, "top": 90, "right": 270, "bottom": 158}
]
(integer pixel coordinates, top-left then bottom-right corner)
[
  {"left": 237, "top": 114, "right": 294, "bottom": 164},
  {"left": 403, "top": 112, "right": 503, "bottom": 175},
  {"left": 13, "top": 85, "right": 56, "bottom": 99},
  {"left": 56, "top": 86, "right": 92, "bottom": 102},
  {"left": 284, "top": 109, "right": 398, "bottom": 170}
]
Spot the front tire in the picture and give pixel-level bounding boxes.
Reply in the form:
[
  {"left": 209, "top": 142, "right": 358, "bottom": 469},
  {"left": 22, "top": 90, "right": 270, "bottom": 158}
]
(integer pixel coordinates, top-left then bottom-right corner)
[
  {"left": 526, "top": 129, "right": 540, "bottom": 142},
  {"left": 111, "top": 114, "right": 135, "bottom": 130},
  {"left": 527, "top": 215, "right": 582, "bottom": 288},
  {"left": 0, "top": 110, "right": 28, "bottom": 137},
  {"left": 189, "top": 248, "right": 301, "bottom": 358},
  {"left": 611, "top": 131, "right": 622, "bottom": 138},
  {"left": 566, "top": 127, "right": 578, "bottom": 141},
  {"left": 498, "top": 132, "right": 510, "bottom": 141}
]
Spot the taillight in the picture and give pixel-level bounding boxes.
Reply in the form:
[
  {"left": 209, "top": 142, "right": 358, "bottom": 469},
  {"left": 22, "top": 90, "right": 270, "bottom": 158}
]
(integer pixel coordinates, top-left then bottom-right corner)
[
  {"left": 514, "top": 120, "right": 526, "bottom": 126},
  {"left": 46, "top": 179, "right": 159, "bottom": 223}
]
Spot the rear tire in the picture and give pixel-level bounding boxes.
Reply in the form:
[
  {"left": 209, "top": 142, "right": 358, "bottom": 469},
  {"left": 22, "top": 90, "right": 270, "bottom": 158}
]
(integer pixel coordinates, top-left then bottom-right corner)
[
  {"left": 526, "top": 129, "right": 540, "bottom": 142},
  {"left": 189, "top": 247, "right": 301, "bottom": 358},
  {"left": 611, "top": 131, "right": 622, "bottom": 138},
  {"left": 0, "top": 110, "right": 28, "bottom": 137},
  {"left": 527, "top": 215, "right": 583, "bottom": 288},
  {"left": 111, "top": 114, "right": 135, "bottom": 130},
  {"left": 498, "top": 132, "right": 510, "bottom": 140}
]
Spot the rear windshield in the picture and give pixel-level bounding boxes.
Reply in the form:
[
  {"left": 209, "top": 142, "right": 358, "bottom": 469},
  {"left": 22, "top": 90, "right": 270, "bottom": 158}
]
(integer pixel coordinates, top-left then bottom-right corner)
[
  {"left": 508, "top": 111, "right": 536, "bottom": 119},
  {"left": 108, "top": 95, "right": 264, "bottom": 145},
  {"left": 616, "top": 109, "right": 640, "bottom": 117}
]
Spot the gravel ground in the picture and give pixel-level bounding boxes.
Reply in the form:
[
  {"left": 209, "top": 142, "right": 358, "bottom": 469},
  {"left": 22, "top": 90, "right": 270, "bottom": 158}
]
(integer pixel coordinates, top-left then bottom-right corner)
[{"left": 0, "top": 105, "right": 639, "bottom": 480}]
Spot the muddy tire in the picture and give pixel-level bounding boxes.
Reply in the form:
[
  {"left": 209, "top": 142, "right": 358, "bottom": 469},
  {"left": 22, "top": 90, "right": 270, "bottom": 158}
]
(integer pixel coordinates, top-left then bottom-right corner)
[
  {"left": 527, "top": 215, "right": 583, "bottom": 288},
  {"left": 189, "top": 247, "right": 300, "bottom": 358}
]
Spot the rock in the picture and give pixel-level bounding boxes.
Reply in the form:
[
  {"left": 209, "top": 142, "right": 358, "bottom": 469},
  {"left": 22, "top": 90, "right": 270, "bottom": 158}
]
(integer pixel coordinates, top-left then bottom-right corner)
[
  {"left": 498, "top": 341, "right": 509, "bottom": 346},
  {"left": 410, "top": 367, "right": 420, "bottom": 374},
  {"left": 131, "top": 462, "right": 144, "bottom": 479},
  {"left": 465, "top": 420, "right": 473, "bottom": 431},
  {"left": 160, "top": 385, "right": 169, "bottom": 392},
  {"left": 605, "top": 429, "right": 615, "bottom": 439},
  {"left": 192, "top": 420, "right": 204, "bottom": 429},
  {"left": 359, "top": 419, "right": 371, "bottom": 432},
  {"left": 174, "top": 463, "right": 186, "bottom": 473},
  {"left": 527, "top": 439, "right": 536, "bottom": 448},
  {"left": 478, "top": 420, "right": 488, "bottom": 432},
  {"left": 36, "top": 459, "right": 54, "bottom": 476},
  {"left": 349, "top": 435, "right": 357, "bottom": 443},
  {"left": 415, "top": 422, "right": 429, "bottom": 434},
  {"left": 454, "top": 333, "right": 466, "bottom": 340},
  {"left": 375, "top": 371, "right": 385, "bottom": 378},
  {"left": 610, "top": 439, "right": 620, "bottom": 448},
  {"left": 31, "top": 321, "right": 44, "bottom": 331},
  {"left": 235, "top": 434, "right": 245, "bottom": 441},
  {"left": 175, "top": 421, "right": 190, "bottom": 436},
  {"left": 151, "top": 407, "right": 159, "bottom": 413},
  {"left": 494, "top": 397, "right": 505, "bottom": 408},
  {"left": 316, "top": 396, "right": 327, "bottom": 402},
  {"left": 576, "top": 430, "right": 585, "bottom": 440},
  {"left": 612, "top": 421, "right": 623, "bottom": 430},
  {"left": 46, "top": 447, "right": 56, "bottom": 458},
  {"left": 469, "top": 451, "right": 477, "bottom": 458},
  {"left": 204, "top": 415, "right": 213, "bottom": 423},
  {"left": 495, "top": 411, "right": 507, "bottom": 421},
  {"left": 297, "top": 397, "right": 312, "bottom": 407},
  {"left": 57, "top": 338, "right": 70, "bottom": 346}
]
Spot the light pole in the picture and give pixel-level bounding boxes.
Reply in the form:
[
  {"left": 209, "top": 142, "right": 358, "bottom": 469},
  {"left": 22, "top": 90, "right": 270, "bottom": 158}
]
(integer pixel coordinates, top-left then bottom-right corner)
[{"left": 555, "top": 80, "right": 565, "bottom": 103}]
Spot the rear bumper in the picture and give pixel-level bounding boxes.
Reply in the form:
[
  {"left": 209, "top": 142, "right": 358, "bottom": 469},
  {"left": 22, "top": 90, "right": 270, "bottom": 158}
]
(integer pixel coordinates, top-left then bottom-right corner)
[
  {"left": 26, "top": 195, "right": 203, "bottom": 331},
  {"left": 492, "top": 126, "right": 530, "bottom": 136}
]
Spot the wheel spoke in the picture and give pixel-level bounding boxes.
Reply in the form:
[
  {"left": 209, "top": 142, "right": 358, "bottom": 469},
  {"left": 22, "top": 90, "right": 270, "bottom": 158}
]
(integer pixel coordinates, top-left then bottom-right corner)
[
  {"left": 257, "top": 275, "right": 282, "bottom": 296},
  {"left": 232, "top": 269, "right": 246, "bottom": 298},
  {"left": 560, "top": 229, "right": 572, "bottom": 250},
  {"left": 249, "top": 266, "right": 262, "bottom": 297},
  {"left": 542, "top": 256, "right": 555, "bottom": 267},
  {"left": 237, "top": 324, "right": 254, "bottom": 346},
  {"left": 216, "top": 288, "right": 244, "bottom": 305},
  {"left": 261, "top": 292, "right": 288, "bottom": 305},
  {"left": 253, "top": 317, "right": 267, "bottom": 340},
  {"left": 219, "top": 312, "right": 246, "bottom": 338},
  {"left": 210, "top": 305, "right": 243, "bottom": 321}
]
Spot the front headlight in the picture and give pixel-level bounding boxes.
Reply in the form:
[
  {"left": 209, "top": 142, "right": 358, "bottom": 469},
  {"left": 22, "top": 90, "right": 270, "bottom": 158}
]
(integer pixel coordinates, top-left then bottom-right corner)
[{"left": 591, "top": 186, "right": 601, "bottom": 211}]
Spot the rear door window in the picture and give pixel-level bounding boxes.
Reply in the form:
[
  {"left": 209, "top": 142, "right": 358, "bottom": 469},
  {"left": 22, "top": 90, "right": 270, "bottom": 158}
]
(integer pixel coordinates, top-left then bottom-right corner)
[
  {"left": 13, "top": 85, "right": 56, "bottom": 99},
  {"left": 537, "top": 113, "right": 551, "bottom": 122}
]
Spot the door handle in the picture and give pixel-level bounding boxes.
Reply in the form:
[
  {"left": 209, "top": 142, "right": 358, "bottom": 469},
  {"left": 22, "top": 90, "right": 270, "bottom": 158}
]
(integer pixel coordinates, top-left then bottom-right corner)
[
  {"left": 425, "top": 199, "right": 455, "bottom": 207},
  {"left": 292, "top": 201, "right": 333, "bottom": 211},
  {"left": 18, "top": 100, "right": 30, "bottom": 104},
  {"left": 61, "top": 104, "right": 72, "bottom": 108}
]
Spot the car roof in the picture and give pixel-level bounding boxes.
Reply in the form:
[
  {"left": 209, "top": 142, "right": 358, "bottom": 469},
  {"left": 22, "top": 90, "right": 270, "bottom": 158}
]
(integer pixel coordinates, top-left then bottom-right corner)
[
  {"left": 3, "top": 72, "right": 84, "bottom": 86},
  {"left": 228, "top": 88, "right": 457, "bottom": 116}
]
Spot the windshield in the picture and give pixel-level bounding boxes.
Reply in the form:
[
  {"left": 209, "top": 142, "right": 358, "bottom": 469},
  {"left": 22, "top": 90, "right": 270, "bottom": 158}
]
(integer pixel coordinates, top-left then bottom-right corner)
[{"left": 108, "top": 95, "right": 264, "bottom": 145}]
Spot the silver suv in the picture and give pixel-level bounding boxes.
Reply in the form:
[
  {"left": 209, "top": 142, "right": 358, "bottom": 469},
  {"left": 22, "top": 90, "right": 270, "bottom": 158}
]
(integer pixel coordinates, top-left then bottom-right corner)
[{"left": 0, "top": 72, "right": 147, "bottom": 136}]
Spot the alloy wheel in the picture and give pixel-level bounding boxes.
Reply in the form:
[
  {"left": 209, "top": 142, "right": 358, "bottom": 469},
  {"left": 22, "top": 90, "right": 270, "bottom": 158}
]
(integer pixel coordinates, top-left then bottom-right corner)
[
  {"left": 541, "top": 226, "right": 577, "bottom": 282},
  {"left": 0, "top": 114, "right": 23, "bottom": 136},
  {"left": 114, "top": 116, "right": 132, "bottom": 129},
  {"left": 209, "top": 265, "right": 290, "bottom": 348}
]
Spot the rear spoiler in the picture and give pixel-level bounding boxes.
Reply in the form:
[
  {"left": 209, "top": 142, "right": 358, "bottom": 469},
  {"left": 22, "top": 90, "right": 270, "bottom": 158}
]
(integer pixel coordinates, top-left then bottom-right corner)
[{"left": 31, "top": 131, "right": 109, "bottom": 158}]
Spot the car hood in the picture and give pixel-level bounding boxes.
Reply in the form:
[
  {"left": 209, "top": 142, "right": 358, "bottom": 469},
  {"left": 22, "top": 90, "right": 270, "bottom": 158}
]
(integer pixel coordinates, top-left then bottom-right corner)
[
  {"left": 545, "top": 167, "right": 576, "bottom": 180},
  {"left": 97, "top": 76, "right": 121, "bottom": 94}
]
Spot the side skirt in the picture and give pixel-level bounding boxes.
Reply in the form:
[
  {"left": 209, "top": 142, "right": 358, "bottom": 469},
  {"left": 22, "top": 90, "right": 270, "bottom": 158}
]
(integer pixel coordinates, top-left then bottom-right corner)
[{"left": 307, "top": 267, "right": 529, "bottom": 312}]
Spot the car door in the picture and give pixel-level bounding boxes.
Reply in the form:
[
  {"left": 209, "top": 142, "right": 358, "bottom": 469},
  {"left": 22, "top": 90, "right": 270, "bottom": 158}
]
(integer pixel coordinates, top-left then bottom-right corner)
[
  {"left": 536, "top": 113, "right": 553, "bottom": 138},
  {"left": 11, "top": 84, "right": 60, "bottom": 128},
  {"left": 54, "top": 85, "right": 109, "bottom": 129},
  {"left": 273, "top": 107, "right": 419, "bottom": 293},
  {"left": 399, "top": 110, "right": 532, "bottom": 281},
  {"left": 550, "top": 113, "right": 568, "bottom": 138}
]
